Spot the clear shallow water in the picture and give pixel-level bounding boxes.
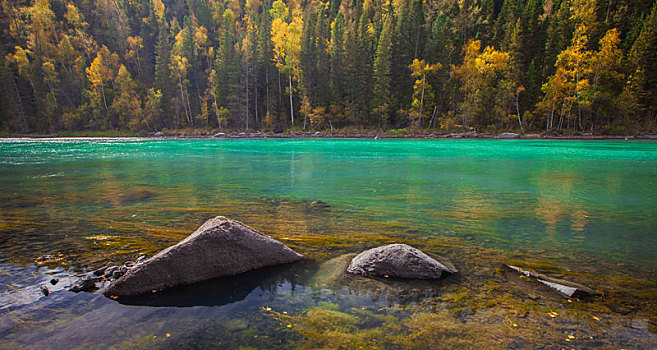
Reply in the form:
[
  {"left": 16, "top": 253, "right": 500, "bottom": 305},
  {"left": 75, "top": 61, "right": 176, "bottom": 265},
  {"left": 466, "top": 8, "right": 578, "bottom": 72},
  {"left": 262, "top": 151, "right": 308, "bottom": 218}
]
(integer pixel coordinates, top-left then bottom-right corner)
[{"left": 1, "top": 138, "right": 657, "bottom": 349}]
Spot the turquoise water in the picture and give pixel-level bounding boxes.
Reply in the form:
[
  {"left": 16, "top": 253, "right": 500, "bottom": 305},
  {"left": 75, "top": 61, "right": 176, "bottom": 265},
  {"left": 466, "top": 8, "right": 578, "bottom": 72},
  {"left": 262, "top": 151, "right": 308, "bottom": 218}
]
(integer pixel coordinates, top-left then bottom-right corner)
[
  {"left": 2, "top": 138, "right": 656, "bottom": 265},
  {"left": 1, "top": 138, "right": 657, "bottom": 348}
]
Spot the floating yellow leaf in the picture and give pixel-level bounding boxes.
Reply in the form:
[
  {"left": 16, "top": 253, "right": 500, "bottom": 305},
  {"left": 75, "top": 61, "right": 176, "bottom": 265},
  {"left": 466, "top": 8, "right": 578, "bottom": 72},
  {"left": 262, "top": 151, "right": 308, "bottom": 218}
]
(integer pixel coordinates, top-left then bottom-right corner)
[
  {"left": 568, "top": 335, "right": 575, "bottom": 339},
  {"left": 286, "top": 324, "right": 292, "bottom": 328},
  {"left": 547, "top": 311, "right": 559, "bottom": 318},
  {"left": 592, "top": 316, "right": 600, "bottom": 321},
  {"left": 166, "top": 333, "right": 170, "bottom": 338},
  {"left": 512, "top": 323, "right": 518, "bottom": 327}
]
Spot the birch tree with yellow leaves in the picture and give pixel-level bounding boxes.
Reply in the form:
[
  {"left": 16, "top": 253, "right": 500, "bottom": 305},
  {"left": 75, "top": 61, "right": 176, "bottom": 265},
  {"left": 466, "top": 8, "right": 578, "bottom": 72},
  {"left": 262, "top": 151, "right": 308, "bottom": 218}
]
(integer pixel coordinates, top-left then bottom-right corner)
[
  {"left": 409, "top": 59, "right": 441, "bottom": 128},
  {"left": 452, "top": 39, "right": 513, "bottom": 130},
  {"left": 270, "top": 0, "right": 303, "bottom": 126}
]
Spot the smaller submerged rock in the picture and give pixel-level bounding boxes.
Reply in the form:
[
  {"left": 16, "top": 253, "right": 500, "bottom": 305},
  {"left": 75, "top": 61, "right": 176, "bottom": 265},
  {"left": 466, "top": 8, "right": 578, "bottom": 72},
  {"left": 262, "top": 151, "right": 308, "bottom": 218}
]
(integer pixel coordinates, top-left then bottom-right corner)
[
  {"left": 69, "top": 275, "right": 99, "bottom": 293},
  {"left": 104, "top": 266, "right": 119, "bottom": 279},
  {"left": 347, "top": 244, "right": 457, "bottom": 279},
  {"left": 93, "top": 266, "right": 107, "bottom": 276},
  {"left": 607, "top": 304, "right": 632, "bottom": 315},
  {"left": 309, "top": 200, "right": 330, "bottom": 209}
]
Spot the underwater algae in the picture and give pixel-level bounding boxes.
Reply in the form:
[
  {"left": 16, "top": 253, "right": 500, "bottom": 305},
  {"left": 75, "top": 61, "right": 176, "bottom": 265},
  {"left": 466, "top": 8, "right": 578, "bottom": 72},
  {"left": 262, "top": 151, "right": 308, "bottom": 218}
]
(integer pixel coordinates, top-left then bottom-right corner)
[
  {"left": 1, "top": 138, "right": 657, "bottom": 349},
  {"left": 1, "top": 194, "right": 656, "bottom": 349}
]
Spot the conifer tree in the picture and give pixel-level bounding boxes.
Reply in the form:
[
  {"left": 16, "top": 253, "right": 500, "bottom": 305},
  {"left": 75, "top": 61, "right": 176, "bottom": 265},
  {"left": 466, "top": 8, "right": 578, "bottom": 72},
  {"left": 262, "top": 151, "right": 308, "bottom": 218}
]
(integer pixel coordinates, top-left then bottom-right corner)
[
  {"left": 372, "top": 5, "right": 394, "bottom": 128},
  {"left": 627, "top": 2, "right": 657, "bottom": 123},
  {"left": 154, "top": 17, "right": 172, "bottom": 128}
]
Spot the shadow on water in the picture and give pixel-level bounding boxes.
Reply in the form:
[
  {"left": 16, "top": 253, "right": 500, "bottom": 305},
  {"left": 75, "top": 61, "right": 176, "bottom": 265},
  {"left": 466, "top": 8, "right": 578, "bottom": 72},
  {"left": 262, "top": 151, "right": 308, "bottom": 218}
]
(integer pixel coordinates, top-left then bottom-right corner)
[
  {"left": 115, "top": 261, "right": 319, "bottom": 307},
  {"left": 115, "top": 256, "right": 455, "bottom": 308}
]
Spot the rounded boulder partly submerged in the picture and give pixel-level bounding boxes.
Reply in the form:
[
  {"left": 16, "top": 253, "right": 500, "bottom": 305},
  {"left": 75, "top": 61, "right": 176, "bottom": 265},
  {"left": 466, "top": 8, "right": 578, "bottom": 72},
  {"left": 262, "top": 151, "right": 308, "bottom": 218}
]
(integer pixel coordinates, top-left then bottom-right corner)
[
  {"left": 103, "top": 216, "right": 305, "bottom": 297},
  {"left": 346, "top": 243, "right": 457, "bottom": 279}
]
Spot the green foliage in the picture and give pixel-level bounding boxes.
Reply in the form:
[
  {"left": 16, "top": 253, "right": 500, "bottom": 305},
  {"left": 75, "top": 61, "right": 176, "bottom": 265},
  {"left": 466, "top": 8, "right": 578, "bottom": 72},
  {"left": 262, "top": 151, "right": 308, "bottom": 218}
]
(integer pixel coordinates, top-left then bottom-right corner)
[
  {"left": 385, "top": 128, "right": 407, "bottom": 136},
  {"left": 0, "top": 0, "right": 654, "bottom": 134}
]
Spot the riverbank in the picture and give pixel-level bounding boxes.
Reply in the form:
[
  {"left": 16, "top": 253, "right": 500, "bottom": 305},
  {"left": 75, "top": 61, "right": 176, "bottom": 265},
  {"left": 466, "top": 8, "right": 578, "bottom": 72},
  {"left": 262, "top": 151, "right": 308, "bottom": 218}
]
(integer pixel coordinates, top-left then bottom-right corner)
[{"left": 2, "top": 129, "right": 657, "bottom": 140}]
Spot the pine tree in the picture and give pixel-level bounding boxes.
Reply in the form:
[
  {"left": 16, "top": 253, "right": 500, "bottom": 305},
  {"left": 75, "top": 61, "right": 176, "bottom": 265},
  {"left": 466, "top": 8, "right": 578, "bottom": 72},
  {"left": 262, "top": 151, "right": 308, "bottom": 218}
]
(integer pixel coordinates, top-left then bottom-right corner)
[
  {"left": 154, "top": 19, "right": 172, "bottom": 129},
  {"left": 329, "top": 11, "right": 346, "bottom": 123},
  {"left": 215, "top": 9, "right": 241, "bottom": 127},
  {"left": 372, "top": 5, "right": 393, "bottom": 128},
  {"left": 627, "top": 2, "right": 657, "bottom": 124}
]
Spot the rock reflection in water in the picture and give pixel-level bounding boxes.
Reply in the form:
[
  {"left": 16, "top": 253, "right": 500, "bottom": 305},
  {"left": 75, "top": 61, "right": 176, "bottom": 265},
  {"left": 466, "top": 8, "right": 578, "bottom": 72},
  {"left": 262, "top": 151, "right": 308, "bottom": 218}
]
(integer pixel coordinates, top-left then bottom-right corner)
[
  {"left": 115, "top": 254, "right": 454, "bottom": 308},
  {"left": 115, "top": 261, "right": 318, "bottom": 307},
  {"left": 0, "top": 257, "right": 456, "bottom": 349}
]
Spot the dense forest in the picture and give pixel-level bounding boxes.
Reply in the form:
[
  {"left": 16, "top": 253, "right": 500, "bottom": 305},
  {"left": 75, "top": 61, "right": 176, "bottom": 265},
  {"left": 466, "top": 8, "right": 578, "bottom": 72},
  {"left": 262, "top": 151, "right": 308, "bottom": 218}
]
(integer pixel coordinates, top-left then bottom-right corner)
[{"left": 0, "top": 0, "right": 656, "bottom": 134}]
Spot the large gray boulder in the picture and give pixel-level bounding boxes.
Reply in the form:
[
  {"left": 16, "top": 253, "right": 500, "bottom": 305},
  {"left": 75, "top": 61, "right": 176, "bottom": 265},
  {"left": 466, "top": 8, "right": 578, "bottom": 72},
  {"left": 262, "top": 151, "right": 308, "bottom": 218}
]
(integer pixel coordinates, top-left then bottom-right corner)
[
  {"left": 104, "top": 216, "right": 304, "bottom": 297},
  {"left": 346, "top": 244, "right": 457, "bottom": 279}
]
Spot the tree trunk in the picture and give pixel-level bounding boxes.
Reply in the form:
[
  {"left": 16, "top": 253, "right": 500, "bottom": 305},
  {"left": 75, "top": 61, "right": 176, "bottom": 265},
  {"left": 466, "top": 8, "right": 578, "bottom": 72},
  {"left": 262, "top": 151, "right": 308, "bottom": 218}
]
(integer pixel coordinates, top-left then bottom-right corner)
[
  {"left": 254, "top": 64, "right": 258, "bottom": 129},
  {"left": 430, "top": 105, "right": 438, "bottom": 128},
  {"left": 184, "top": 85, "right": 193, "bottom": 125},
  {"left": 178, "top": 76, "right": 191, "bottom": 125},
  {"left": 194, "top": 79, "right": 203, "bottom": 125},
  {"left": 210, "top": 73, "right": 220, "bottom": 128},
  {"left": 266, "top": 65, "right": 270, "bottom": 118},
  {"left": 11, "top": 76, "right": 28, "bottom": 132},
  {"left": 418, "top": 74, "right": 426, "bottom": 127},
  {"left": 47, "top": 82, "right": 59, "bottom": 107},
  {"left": 135, "top": 49, "right": 142, "bottom": 76},
  {"left": 289, "top": 72, "right": 294, "bottom": 126},
  {"left": 516, "top": 95, "right": 523, "bottom": 132},
  {"left": 100, "top": 83, "right": 111, "bottom": 128},
  {"left": 245, "top": 61, "right": 249, "bottom": 130},
  {"left": 278, "top": 71, "right": 282, "bottom": 120}
]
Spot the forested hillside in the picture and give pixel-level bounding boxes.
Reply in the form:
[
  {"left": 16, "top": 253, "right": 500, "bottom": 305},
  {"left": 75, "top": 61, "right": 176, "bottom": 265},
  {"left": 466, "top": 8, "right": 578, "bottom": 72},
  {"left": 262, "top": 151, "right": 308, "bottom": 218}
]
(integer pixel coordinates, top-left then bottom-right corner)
[{"left": 1, "top": 0, "right": 655, "bottom": 134}]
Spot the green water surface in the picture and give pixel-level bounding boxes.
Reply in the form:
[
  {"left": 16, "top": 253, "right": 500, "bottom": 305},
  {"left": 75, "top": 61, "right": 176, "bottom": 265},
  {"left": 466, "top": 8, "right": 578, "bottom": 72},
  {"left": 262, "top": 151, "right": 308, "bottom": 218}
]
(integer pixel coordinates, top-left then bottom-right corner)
[{"left": 1, "top": 138, "right": 656, "bottom": 349}]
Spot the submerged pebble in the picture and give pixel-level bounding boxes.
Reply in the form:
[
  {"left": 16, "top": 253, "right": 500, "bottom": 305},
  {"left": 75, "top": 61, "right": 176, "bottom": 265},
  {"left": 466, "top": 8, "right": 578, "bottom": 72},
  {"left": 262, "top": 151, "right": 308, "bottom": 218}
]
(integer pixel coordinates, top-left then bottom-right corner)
[
  {"left": 104, "top": 266, "right": 118, "bottom": 279},
  {"left": 69, "top": 277, "right": 96, "bottom": 293},
  {"left": 607, "top": 304, "right": 632, "bottom": 315},
  {"left": 631, "top": 319, "right": 648, "bottom": 330}
]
